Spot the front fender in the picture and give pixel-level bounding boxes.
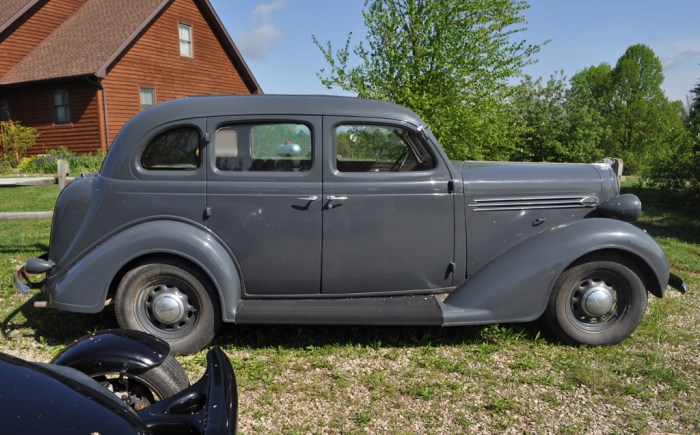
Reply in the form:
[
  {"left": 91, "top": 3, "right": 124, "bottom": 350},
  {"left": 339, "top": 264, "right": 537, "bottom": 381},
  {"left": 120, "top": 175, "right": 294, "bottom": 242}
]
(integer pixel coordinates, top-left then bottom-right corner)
[
  {"left": 51, "top": 329, "right": 168, "bottom": 375},
  {"left": 440, "top": 218, "right": 669, "bottom": 325},
  {"left": 47, "top": 220, "right": 241, "bottom": 321}
]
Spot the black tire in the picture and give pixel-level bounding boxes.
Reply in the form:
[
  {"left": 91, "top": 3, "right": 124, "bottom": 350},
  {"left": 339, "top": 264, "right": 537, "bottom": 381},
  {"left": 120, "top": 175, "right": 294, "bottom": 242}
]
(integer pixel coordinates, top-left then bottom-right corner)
[
  {"left": 115, "top": 258, "right": 221, "bottom": 355},
  {"left": 544, "top": 255, "right": 647, "bottom": 345},
  {"left": 90, "top": 355, "right": 189, "bottom": 411}
]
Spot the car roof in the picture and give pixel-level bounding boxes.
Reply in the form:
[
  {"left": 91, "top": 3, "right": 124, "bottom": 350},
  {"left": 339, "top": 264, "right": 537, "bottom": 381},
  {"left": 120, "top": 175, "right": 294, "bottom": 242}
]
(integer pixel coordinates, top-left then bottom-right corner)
[
  {"left": 102, "top": 95, "right": 427, "bottom": 179},
  {"left": 132, "top": 94, "right": 424, "bottom": 127}
]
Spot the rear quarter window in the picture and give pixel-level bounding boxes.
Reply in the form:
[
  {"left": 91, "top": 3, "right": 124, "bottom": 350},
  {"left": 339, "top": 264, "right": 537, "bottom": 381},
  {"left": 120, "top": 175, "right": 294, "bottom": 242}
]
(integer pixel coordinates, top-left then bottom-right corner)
[{"left": 141, "top": 127, "right": 200, "bottom": 170}]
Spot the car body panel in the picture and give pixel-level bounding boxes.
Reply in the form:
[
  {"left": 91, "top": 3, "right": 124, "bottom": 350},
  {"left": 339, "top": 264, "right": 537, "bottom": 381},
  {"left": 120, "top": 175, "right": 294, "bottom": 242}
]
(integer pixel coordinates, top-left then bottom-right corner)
[
  {"left": 440, "top": 218, "right": 670, "bottom": 325},
  {"left": 13, "top": 95, "right": 681, "bottom": 335}
]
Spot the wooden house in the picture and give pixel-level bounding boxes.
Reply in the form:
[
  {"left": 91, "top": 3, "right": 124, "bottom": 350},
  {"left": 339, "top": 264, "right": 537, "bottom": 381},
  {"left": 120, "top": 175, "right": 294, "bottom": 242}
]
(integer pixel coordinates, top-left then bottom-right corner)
[{"left": 0, "top": 0, "right": 261, "bottom": 153}]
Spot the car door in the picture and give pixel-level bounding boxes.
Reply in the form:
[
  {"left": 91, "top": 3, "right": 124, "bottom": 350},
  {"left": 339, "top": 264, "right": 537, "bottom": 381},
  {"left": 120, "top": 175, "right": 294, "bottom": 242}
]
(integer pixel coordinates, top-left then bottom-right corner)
[
  {"left": 206, "top": 116, "right": 322, "bottom": 295},
  {"left": 321, "top": 117, "right": 455, "bottom": 295}
]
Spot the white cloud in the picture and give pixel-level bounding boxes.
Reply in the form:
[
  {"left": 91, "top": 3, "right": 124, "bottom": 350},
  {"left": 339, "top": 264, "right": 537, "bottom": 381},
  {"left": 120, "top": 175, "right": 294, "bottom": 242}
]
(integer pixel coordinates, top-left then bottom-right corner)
[
  {"left": 237, "top": 0, "right": 287, "bottom": 60},
  {"left": 251, "top": 0, "right": 287, "bottom": 21},
  {"left": 662, "top": 49, "right": 700, "bottom": 70},
  {"left": 238, "top": 24, "right": 283, "bottom": 60}
]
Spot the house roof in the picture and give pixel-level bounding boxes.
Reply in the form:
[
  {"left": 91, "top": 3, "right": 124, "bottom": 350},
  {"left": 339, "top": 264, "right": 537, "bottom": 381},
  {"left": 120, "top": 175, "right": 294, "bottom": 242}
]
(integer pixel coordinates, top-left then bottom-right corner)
[
  {"left": 0, "top": 0, "right": 261, "bottom": 93},
  {"left": 0, "top": 0, "right": 41, "bottom": 34}
]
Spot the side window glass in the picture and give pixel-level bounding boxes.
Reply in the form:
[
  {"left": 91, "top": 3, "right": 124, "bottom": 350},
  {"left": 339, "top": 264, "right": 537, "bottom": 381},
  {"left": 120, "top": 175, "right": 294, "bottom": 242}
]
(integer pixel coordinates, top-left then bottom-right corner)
[
  {"left": 142, "top": 127, "right": 200, "bottom": 170},
  {"left": 214, "top": 123, "right": 312, "bottom": 172},
  {"left": 335, "top": 124, "right": 435, "bottom": 172}
]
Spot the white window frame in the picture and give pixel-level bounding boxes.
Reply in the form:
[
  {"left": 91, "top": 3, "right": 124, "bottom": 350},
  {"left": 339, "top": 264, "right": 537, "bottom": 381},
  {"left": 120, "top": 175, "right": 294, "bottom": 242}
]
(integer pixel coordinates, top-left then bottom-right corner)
[
  {"left": 178, "top": 23, "right": 193, "bottom": 57},
  {"left": 139, "top": 87, "right": 156, "bottom": 111}
]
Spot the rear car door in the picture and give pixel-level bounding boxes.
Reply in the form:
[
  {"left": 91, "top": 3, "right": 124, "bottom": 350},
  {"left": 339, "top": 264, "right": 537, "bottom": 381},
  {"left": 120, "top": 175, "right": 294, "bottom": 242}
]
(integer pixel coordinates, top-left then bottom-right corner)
[
  {"left": 321, "top": 117, "right": 455, "bottom": 294},
  {"left": 206, "top": 116, "right": 323, "bottom": 295}
]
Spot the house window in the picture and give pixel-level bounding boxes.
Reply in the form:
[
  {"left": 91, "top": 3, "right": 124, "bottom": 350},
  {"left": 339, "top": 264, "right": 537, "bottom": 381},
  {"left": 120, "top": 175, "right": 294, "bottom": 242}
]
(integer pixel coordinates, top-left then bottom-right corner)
[
  {"left": 0, "top": 97, "right": 9, "bottom": 122},
  {"left": 179, "top": 23, "right": 193, "bottom": 57},
  {"left": 140, "top": 87, "right": 156, "bottom": 110},
  {"left": 52, "top": 89, "right": 70, "bottom": 124}
]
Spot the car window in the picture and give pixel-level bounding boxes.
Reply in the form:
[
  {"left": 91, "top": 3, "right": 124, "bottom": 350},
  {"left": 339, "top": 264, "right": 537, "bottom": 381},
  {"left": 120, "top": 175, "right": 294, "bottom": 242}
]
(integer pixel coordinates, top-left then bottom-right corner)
[
  {"left": 141, "top": 127, "right": 200, "bottom": 170},
  {"left": 214, "top": 123, "right": 312, "bottom": 172},
  {"left": 335, "top": 124, "right": 435, "bottom": 172}
]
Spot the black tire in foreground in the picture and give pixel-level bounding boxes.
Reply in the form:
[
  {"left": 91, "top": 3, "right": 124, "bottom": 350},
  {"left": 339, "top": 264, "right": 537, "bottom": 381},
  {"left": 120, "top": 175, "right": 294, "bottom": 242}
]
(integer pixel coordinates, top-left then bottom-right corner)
[
  {"left": 545, "top": 254, "right": 648, "bottom": 345},
  {"left": 90, "top": 354, "right": 189, "bottom": 410},
  {"left": 115, "top": 258, "right": 221, "bottom": 355}
]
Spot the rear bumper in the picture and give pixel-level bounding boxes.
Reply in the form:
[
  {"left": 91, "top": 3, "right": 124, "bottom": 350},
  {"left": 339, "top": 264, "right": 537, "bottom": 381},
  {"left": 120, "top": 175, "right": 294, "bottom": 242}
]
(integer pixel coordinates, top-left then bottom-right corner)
[
  {"left": 668, "top": 273, "right": 688, "bottom": 294},
  {"left": 13, "top": 265, "right": 45, "bottom": 294}
]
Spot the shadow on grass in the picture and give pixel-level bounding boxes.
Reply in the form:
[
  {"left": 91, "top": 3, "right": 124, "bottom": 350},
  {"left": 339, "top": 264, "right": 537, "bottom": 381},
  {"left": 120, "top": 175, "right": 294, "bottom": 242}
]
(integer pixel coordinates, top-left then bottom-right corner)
[
  {"left": 1, "top": 295, "right": 116, "bottom": 347},
  {"left": 624, "top": 185, "right": 700, "bottom": 245},
  {"left": 213, "top": 320, "right": 547, "bottom": 351}
]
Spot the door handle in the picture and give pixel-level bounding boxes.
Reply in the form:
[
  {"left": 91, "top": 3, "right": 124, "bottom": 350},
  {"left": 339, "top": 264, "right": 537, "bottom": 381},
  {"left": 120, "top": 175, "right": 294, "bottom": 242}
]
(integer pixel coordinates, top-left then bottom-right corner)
[
  {"left": 326, "top": 196, "right": 348, "bottom": 201},
  {"left": 297, "top": 196, "right": 319, "bottom": 201}
]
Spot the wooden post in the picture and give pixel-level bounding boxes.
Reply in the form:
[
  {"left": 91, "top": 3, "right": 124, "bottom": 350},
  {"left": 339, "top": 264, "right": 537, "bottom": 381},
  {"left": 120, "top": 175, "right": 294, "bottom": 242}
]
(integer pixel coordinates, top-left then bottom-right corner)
[{"left": 57, "top": 159, "right": 69, "bottom": 191}]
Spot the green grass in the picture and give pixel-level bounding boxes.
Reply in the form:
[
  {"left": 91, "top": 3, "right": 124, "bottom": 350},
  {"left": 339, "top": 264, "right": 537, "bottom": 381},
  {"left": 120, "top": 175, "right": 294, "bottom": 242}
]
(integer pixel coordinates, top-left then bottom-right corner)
[{"left": 0, "top": 183, "right": 698, "bottom": 433}]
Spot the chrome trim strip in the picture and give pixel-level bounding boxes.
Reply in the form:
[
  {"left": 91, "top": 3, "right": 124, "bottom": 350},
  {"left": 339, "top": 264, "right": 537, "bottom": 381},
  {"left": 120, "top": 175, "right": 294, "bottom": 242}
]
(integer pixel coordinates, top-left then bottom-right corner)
[{"left": 469, "top": 195, "right": 599, "bottom": 211}]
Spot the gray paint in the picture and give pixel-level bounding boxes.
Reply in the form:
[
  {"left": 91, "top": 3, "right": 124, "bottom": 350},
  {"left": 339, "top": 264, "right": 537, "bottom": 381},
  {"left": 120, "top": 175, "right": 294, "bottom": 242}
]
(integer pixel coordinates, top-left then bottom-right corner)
[
  {"left": 18, "top": 95, "right": 675, "bottom": 330},
  {"left": 440, "top": 218, "right": 669, "bottom": 325}
]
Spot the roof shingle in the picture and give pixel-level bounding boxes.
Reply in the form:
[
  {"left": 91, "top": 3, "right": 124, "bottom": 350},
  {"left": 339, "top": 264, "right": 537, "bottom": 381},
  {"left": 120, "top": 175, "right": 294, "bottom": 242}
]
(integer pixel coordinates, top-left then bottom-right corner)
[{"left": 1, "top": 0, "right": 167, "bottom": 85}]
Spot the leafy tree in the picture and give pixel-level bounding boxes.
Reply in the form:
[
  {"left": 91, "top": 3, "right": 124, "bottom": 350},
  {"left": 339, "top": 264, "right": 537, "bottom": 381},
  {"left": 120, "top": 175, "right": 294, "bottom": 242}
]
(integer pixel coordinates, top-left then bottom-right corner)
[
  {"left": 510, "top": 72, "right": 603, "bottom": 163},
  {"left": 646, "top": 79, "right": 700, "bottom": 192},
  {"left": 313, "top": 0, "right": 542, "bottom": 160},
  {"left": 607, "top": 44, "right": 681, "bottom": 173}
]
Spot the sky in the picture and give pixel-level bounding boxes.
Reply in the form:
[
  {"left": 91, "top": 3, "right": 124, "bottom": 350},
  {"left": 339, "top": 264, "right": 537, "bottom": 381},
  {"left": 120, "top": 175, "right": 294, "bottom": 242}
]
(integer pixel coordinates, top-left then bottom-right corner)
[{"left": 209, "top": 0, "right": 700, "bottom": 104}]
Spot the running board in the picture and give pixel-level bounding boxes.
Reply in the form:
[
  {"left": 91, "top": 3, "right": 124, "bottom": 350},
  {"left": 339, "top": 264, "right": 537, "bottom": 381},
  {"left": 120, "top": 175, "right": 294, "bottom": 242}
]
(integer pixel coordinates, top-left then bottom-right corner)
[{"left": 235, "top": 295, "right": 443, "bottom": 325}]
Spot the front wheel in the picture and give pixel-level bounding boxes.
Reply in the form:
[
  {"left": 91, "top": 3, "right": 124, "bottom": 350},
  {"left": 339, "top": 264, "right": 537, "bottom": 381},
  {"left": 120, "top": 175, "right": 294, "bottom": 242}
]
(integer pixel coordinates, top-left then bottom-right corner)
[
  {"left": 90, "top": 355, "right": 189, "bottom": 410},
  {"left": 115, "top": 258, "right": 221, "bottom": 355},
  {"left": 544, "top": 255, "right": 647, "bottom": 345}
]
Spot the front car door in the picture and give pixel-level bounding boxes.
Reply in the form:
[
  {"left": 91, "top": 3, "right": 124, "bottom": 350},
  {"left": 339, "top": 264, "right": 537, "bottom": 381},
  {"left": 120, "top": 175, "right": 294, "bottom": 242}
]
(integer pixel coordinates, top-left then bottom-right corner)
[
  {"left": 321, "top": 117, "right": 455, "bottom": 295},
  {"left": 206, "top": 116, "right": 322, "bottom": 295}
]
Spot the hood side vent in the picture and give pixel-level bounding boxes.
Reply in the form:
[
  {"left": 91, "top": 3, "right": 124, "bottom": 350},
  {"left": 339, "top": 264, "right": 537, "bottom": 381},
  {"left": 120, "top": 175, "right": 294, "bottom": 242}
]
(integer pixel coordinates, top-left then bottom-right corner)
[{"left": 469, "top": 195, "right": 599, "bottom": 211}]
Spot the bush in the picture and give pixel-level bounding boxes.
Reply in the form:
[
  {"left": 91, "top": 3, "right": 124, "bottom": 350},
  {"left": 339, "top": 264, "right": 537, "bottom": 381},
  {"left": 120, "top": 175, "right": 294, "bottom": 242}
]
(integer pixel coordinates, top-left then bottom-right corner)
[
  {"left": 22, "top": 147, "right": 104, "bottom": 174},
  {"left": 0, "top": 120, "right": 40, "bottom": 168},
  {"left": 644, "top": 139, "right": 700, "bottom": 193}
]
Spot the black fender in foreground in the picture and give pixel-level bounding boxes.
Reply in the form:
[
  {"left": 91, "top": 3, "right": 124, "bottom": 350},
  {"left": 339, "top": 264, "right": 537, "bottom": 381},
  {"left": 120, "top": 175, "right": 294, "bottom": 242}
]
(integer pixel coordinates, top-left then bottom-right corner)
[
  {"left": 138, "top": 348, "right": 238, "bottom": 434},
  {"left": 51, "top": 329, "right": 169, "bottom": 375}
]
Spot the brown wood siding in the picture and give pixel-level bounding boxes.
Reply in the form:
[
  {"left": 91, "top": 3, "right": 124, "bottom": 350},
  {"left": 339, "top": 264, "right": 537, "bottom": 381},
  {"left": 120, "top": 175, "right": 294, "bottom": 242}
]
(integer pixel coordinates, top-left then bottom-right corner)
[
  {"left": 0, "top": 0, "right": 88, "bottom": 79},
  {"left": 6, "top": 81, "right": 102, "bottom": 154},
  {"left": 102, "top": 0, "right": 253, "bottom": 144}
]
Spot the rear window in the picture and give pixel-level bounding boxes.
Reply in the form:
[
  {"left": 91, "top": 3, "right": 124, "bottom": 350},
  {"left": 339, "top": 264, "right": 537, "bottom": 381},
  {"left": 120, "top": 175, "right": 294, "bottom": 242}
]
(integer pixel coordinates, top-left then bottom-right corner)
[{"left": 141, "top": 127, "right": 200, "bottom": 170}]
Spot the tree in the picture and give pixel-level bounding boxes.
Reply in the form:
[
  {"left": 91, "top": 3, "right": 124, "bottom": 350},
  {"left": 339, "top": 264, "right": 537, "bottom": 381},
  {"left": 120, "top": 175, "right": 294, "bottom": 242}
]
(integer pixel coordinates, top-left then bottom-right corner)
[
  {"left": 510, "top": 72, "right": 604, "bottom": 163},
  {"left": 313, "top": 0, "right": 542, "bottom": 160},
  {"left": 607, "top": 44, "right": 680, "bottom": 172}
]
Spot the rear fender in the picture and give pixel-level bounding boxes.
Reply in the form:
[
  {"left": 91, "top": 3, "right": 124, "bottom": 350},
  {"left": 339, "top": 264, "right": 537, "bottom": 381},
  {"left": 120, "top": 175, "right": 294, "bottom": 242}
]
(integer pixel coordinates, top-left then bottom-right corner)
[
  {"left": 51, "top": 329, "right": 169, "bottom": 375},
  {"left": 47, "top": 220, "right": 241, "bottom": 321},
  {"left": 440, "top": 218, "right": 669, "bottom": 325}
]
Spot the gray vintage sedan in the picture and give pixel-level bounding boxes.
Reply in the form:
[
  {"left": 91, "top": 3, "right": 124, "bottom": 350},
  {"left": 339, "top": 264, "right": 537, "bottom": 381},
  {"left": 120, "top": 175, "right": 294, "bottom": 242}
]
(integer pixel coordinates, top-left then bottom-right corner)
[{"left": 15, "top": 95, "right": 687, "bottom": 354}]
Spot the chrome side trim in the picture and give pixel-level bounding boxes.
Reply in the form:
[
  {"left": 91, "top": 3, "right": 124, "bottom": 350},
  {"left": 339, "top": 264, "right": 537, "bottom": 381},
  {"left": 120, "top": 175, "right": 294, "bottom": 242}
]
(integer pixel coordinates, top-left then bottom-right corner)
[{"left": 469, "top": 195, "right": 599, "bottom": 211}]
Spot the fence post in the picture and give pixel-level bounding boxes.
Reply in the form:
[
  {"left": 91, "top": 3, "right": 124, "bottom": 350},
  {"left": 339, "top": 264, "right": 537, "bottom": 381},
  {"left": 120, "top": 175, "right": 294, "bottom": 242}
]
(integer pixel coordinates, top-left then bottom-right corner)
[{"left": 57, "top": 159, "right": 69, "bottom": 191}]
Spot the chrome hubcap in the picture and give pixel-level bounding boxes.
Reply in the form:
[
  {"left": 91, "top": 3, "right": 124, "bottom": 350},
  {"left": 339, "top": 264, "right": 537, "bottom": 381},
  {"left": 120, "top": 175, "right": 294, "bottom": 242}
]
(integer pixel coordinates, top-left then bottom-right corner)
[
  {"left": 581, "top": 285, "right": 614, "bottom": 317},
  {"left": 144, "top": 284, "right": 194, "bottom": 329},
  {"left": 570, "top": 278, "right": 618, "bottom": 324}
]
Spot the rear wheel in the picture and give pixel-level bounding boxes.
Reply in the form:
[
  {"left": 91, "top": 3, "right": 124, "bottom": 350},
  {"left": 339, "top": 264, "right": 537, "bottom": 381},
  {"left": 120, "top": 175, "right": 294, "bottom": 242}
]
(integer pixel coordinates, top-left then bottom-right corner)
[
  {"left": 544, "top": 255, "right": 647, "bottom": 345},
  {"left": 115, "top": 258, "right": 221, "bottom": 355}
]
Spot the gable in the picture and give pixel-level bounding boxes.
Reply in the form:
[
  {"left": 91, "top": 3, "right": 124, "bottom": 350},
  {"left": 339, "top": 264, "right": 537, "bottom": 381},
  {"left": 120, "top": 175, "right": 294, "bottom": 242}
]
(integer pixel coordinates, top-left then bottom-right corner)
[{"left": 1, "top": 0, "right": 166, "bottom": 85}]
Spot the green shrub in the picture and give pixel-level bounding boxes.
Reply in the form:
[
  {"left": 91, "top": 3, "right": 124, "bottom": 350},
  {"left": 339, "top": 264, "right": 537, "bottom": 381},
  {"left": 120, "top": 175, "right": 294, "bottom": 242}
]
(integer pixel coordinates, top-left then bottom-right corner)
[
  {"left": 0, "top": 120, "right": 40, "bottom": 168},
  {"left": 22, "top": 147, "right": 104, "bottom": 174}
]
